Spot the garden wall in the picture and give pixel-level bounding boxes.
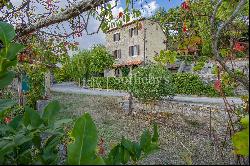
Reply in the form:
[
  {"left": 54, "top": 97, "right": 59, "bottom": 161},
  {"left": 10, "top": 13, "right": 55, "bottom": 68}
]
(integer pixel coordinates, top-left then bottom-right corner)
[{"left": 119, "top": 97, "right": 240, "bottom": 134}]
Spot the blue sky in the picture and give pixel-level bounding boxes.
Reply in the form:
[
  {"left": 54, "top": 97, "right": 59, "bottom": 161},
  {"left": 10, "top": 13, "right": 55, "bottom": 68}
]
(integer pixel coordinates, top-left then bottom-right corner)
[{"left": 74, "top": 0, "right": 183, "bottom": 52}]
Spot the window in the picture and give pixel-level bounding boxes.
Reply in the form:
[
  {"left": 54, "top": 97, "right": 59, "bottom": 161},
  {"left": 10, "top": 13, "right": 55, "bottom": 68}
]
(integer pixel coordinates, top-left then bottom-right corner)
[
  {"left": 129, "top": 45, "right": 140, "bottom": 57},
  {"left": 129, "top": 27, "right": 138, "bottom": 37},
  {"left": 113, "top": 33, "right": 120, "bottom": 41},
  {"left": 113, "top": 49, "right": 121, "bottom": 59}
]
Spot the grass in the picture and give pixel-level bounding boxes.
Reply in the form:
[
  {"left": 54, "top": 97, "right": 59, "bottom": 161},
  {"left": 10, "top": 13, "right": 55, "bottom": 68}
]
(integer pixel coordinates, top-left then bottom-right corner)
[{"left": 52, "top": 92, "right": 235, "bottom": 165}]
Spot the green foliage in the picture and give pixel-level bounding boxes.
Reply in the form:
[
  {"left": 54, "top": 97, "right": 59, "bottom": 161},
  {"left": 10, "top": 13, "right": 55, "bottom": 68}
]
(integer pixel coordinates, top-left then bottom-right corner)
[
  {"left": 154, "top": 50, "right": 177, "bottom": 65},
  {"left": 68, "top": 113, "right": 159, "bottom": 165},
  {"left": 105, "top": 123, "right": 159, "bottom": 165},
  {"left": 0, "top": 21, "right": 24, "bottom": 125},
  {"left": 130, "top": 65, "right": 176, "bottom": 102},
  {"left": 89, "top": 72, "right": 235, "bottom": 97},
  {"left": 67, "top": 113, "right": 105, "bottom": 165},
  {"left": 0, "top": 101, "right": 72, "bottom": 165},
  {"left": 0, "top": 21, "right": 24, "bottom": 89},
  {"left": 232, "top": 115, "right": 249, "bottom": 156},
  {"left": 192, "top": 61, "right": 205, "bottom": 71},
  {"left": 121, "top": 66, "right": 130, "bottom": 77},
  {"left": 88, "top": 77, "right": 130, "bottom": 90},
  {"left": 172, "top": 73, "right": 234, "bottom": 97},
  {"left": 55, "top": 45, "right": 114, "bottom": 86},
  {"left": 22, "top": 63, "right": 46, "bottom": 108}
]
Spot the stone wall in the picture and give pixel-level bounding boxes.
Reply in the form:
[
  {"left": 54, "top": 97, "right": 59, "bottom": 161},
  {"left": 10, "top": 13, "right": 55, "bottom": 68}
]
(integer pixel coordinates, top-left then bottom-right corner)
[{"left": 119, "top": 97, "right": 241, "bottom": 134}]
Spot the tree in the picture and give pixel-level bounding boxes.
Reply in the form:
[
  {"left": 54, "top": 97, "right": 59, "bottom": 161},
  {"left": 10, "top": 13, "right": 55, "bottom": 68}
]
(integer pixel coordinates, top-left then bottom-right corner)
[
  {"left": 152, "top": 0, "right": 249, "bottom": 90},
  {"left": 62, "top": 45, "right": 114, "bottom": 86}
]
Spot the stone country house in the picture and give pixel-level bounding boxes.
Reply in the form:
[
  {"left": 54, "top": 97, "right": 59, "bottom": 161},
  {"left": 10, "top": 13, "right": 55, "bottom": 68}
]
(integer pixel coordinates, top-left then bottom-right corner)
[{"left": 104, "top": 18, "right": 166, "bottom": 77}]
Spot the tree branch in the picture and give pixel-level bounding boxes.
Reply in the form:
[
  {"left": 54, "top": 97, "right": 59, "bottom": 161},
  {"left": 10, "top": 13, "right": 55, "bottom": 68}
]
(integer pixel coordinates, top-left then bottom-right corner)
[
  {"left": 15, "top": 0, "right": 112, "bottom": 38},
  {"left": 210, "top": 0, "right": 249, "bottom": 90}
]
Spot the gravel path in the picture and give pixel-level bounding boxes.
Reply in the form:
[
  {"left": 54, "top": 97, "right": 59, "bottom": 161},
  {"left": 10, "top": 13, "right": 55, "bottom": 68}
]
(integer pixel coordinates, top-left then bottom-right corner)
[{"left": 51, "top": 82, "right": 243, "bottom": 105}]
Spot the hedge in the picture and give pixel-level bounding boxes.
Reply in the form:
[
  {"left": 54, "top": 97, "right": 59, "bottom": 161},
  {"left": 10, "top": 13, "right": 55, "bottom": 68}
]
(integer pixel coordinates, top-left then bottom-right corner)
[
  {"left": 88, "top": 73, "right": 234, "bottom": 97},
  {"left": 172, "top": 73, "right": 234, "bottom": 97}
]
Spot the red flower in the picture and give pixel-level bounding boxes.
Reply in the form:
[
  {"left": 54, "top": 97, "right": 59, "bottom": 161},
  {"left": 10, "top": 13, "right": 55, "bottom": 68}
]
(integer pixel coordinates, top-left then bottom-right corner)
[
  {"left": 118, "top": 12, "right": 123, "bottom": 18},
  {"left": 214, "top": 80, "right": 221, "bottom": 92},
  {"left": 233, "top": 42, "right": 245, "bottom": 52},
  {"left": 181, "top": 2, "right": 190, "bottom": 11},
  {"left": 74, "top": 42, "right": 79, "bottom": 45},
  {"left": 4, "top": 117, "right": 12, "bottom": 124}
]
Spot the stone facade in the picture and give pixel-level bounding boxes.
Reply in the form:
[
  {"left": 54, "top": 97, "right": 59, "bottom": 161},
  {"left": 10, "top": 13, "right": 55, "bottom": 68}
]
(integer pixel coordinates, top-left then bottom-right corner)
[{"left": 104, "top": 19, "right": 166, "bottom": 77}]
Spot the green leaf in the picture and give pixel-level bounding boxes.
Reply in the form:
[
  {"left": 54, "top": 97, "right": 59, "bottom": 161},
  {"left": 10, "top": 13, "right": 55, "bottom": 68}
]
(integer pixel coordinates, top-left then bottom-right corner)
[
  {"left": 17, "top": 149, "right": 32, "bottom": 165},
  {"left": 14, "top": 132, "right": 33, "bottom": 146},
  {"left": 23, "top": 107, "right": 43, "bottom": 128},
  {"left": 0, "top": 98, "right": 16, "bottom": 115},
  {"left": 105, "top": 144, "right": 122, "bottom": 165},
  {"left": 0, "top": 71, "right": 15, "bottom": 89},
  {"left": 232, "top": 128, "right": 249, "bottom": 156},
  {"left": 152, "top": 123, "right": 159, "bottom": 143},
  {"left": 0, "top": 21, "right": 15, "bottom": 45},
  {"left": 41, "top": 135, "right": 61, "bottom": 164},
  {"left": 140, "top": 129, "right": 152, "bottom": 153},
  {"left": 240, "top": 115, "right": 249, "bottom": 128},
  {"left": 32, "top": 135, "right": 41, "bottom": 149},
  {"left": 42, "top": 100, "right": 61, "bottom": 127},
  {"left": 54, "top": 118, "right": 72, "bottom": 129},
  {"left": 67, "top": 113, "right": 105, "bottom": 165},
  {"left": 8, "top": 115, "right": 22, "bottom": 130},
  {"left": 120, "top": 146, "right": 130, "bottom": 164},
  {"left": 6, "top": 43, "right": 25, "bottom": 60}
]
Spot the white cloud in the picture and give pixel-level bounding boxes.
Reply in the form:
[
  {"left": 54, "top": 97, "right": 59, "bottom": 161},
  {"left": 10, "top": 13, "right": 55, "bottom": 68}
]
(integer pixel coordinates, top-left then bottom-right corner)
[{"left": 141, "top": 1, "right": 159, "bottom": 17}]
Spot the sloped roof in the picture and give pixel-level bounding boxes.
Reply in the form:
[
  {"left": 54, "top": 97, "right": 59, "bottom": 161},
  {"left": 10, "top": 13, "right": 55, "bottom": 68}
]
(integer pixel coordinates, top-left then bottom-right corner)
[{"left": 113, "top": 60, "right": 143, "bottom": 67}]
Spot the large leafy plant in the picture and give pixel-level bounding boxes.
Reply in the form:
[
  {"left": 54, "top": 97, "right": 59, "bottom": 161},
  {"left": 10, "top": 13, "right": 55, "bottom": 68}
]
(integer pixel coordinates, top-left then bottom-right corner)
[
  {"left": 0, "top": 101, "right": 72, "bottom": 164},
  {"left": 0, "top": 21, "right": 24, "bottom": 118},
  {"left": 67, "top": 112, "right": 159, "bottom": 165},
  {"left": 0, "top": 21, "right": 24, "bottom": 89}
]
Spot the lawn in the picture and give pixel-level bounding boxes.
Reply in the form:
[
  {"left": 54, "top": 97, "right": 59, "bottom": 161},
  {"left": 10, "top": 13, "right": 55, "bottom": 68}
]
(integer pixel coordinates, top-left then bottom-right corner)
[{"left": 52, "top": 92, "right": 235, "bottom": 165}]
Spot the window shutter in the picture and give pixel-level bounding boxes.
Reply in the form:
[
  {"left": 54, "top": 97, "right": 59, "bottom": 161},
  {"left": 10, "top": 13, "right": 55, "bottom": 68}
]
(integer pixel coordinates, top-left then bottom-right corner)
[
  {"left": 119, "top": 49, "right": 121, "bottom": 58},
  {"left": 129, "top": 28, "right": 132, "bottom": 37},
  {"left": 134, "top": 28, "right": 138, "bottom": 35},
  {"left": 129, "top": 46, "right": 132, "bottom": 56},
  {"left": 137, "top": 45, "right": 140, "bottom": 55}
]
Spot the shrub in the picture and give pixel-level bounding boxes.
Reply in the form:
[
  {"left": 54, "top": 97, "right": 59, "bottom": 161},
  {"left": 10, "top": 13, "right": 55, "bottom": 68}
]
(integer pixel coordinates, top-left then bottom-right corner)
[
  {"left": 172, "top": 73, "right": 234, "bottom": 97},
  {"left": 129, "top": 65, "right": 176, "bottom": 102}
]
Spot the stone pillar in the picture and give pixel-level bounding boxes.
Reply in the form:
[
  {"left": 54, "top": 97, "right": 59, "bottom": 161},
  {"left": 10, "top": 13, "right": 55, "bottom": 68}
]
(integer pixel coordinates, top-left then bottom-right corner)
[
  {"left": 44, "top": 70, "right": 51, "bottom": 98},
  {"left": 128, "top": 66, "right": 133, "bottom": 76}
]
